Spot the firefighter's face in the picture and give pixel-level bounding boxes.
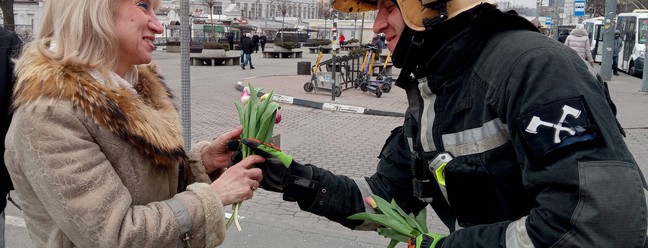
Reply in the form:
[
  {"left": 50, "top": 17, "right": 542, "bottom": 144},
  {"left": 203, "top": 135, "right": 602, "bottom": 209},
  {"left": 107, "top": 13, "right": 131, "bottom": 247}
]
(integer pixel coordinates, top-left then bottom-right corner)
[{"left": 373, "top": 0, "right": 405, "bottom": 52}]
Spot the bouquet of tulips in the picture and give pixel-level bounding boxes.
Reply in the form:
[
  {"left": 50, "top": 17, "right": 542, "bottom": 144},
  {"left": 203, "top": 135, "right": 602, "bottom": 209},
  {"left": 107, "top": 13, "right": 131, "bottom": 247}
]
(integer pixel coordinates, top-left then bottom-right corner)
[
  {"left": 348, "top": 194, "right": 429, "bottom": 248},
  {"left": 227, "top": 83, "right": 281, "bottom": 231}
]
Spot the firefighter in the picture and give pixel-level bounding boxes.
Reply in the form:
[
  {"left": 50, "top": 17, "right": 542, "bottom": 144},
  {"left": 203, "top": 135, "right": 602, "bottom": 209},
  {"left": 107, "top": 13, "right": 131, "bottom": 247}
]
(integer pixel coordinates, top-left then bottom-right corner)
[{"left": 242, "top": 0, "right": 648, "bottom": 246}]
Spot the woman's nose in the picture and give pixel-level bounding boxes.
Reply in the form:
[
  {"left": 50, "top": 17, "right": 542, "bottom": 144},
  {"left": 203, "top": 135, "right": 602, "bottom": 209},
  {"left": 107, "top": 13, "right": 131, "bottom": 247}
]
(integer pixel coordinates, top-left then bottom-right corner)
[{"left": 149, "top": 14, "right": 163, "bottom": 34}]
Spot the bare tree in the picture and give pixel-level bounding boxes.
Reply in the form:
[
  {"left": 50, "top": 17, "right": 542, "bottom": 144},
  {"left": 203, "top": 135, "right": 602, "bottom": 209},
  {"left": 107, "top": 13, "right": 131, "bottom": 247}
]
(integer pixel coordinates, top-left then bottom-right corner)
[
  {"left": 586, "top": 0, "right": 607, "bottom": 17},
  {"left": 202, "top": 0, "right": 217, "bottom": 24},
  {"left": 319, "top": 4, "right": 332, "bottom": 39},
  {"left": 277, "top": 0, "right": 290, "bottom": 40},
  {"left": 0, "top": 0, "right": 15, "bottom": 31}
]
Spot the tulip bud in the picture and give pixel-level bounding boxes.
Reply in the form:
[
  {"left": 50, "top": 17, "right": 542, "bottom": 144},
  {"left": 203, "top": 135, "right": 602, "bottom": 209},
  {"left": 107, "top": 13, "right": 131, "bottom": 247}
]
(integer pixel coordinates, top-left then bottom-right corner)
[
  {"left": 275, "top": 112, "right": 282, "bottom": 124},
  {"left": 260, "top": 93, "right": 271, "bottom": 102},
  {"left": 240, "top": 87, "right": 251, "bottom": 104},
  {"left": 365, "top": 196, "right": 377, "bottom": 209}
]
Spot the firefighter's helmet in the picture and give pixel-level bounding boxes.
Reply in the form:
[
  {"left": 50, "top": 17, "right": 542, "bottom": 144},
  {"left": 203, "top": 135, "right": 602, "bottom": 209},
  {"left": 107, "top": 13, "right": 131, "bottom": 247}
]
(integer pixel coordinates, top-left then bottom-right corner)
[{"left": 330, "top": 0, "right": 439, "bottom": 31}]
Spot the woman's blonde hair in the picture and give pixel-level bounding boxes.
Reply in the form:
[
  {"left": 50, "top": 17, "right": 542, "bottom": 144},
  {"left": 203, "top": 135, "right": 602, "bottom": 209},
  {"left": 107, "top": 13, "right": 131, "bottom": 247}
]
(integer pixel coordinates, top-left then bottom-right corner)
[{"left": 15, "top": 0, "right": 160, "bottom": 74}]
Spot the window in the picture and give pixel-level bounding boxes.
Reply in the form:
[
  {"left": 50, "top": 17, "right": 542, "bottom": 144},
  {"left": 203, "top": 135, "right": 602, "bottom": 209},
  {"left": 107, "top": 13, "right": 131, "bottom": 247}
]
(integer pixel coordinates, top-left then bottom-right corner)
[{"left": 214, "top": 2, "right": 222, "bottom": 15}]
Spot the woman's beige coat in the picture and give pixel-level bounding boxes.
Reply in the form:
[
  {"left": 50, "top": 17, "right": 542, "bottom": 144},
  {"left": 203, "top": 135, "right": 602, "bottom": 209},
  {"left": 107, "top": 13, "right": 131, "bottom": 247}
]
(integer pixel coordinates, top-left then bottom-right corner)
[{"left": 4, "top": 50, "right": 226, "bottom": 247}]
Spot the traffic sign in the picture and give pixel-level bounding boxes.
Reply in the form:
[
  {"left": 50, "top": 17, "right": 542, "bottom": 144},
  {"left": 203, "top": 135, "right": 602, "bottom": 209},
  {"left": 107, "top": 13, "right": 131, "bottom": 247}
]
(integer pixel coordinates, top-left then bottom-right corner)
[
  {"left": 574, "top": 0, "right": 585, "bottom": 16},
  {"left": 546, "top": 16, "right": 552, "bottom": 25}
]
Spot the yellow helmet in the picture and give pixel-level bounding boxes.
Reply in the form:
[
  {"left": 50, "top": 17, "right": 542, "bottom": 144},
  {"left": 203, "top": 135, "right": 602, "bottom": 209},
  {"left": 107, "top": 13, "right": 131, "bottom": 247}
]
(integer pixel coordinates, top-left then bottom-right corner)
[{"left": 330, "top": 0, "right": 440, "bottom": 31}]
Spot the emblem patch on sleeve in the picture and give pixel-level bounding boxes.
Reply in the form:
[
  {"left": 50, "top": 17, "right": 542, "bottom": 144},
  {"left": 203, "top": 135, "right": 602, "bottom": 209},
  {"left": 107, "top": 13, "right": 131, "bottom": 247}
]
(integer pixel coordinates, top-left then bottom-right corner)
[{"left": 516, "top": 97, "right": 599, "bottom": 157}]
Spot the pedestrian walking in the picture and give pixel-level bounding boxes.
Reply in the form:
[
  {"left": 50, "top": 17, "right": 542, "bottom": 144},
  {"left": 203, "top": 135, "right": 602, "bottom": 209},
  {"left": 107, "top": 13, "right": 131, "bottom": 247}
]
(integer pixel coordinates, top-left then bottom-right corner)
[
  {"left": 241, "top": 33, "right": 255, "bottom": 69},
  {"left": 558, "top": 29, "right": 570, "bottom": 43},
  {"left": 226, "top": 32, "right": 234, "bottom": 50},
  {"left": 5, "top": 1, "right": 263, "bottom": 247},
  {"left": 614, "top": 30, "right": 622, "bottom": 76},
  {"left": 0, "top": 26, "right": 22, "bottom": 248},
  {"left": 252, "top": 33, "right": 260, "bottom": 53},
  {"left": 564, "top": 25, "right": 594, "bottom": 66},
  {"left": 239, "top": 0, "right": 647, "bottom": 247},
  {"left": 260, "top": 33, "right": 267, "bottom": 52}
]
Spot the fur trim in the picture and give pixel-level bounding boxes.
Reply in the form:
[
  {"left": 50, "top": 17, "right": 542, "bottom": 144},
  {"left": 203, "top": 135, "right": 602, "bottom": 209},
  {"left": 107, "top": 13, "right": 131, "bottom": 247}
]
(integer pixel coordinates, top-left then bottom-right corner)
[
  {"left": 187, "top": 183, "right": 225, "bottom": 247},
  {"left": 187, "top": 141, "right": 212, "bottom": 183},
  {"left": 12, "top": 52, "right": 186, "bottom": 167}
]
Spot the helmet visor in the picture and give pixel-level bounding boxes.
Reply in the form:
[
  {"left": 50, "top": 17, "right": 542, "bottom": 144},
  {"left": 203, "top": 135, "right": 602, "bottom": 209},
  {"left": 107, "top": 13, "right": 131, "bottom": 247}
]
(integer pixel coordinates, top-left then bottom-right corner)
[{"left": 331, "top": 0, "right": 378, "bottom": 12}]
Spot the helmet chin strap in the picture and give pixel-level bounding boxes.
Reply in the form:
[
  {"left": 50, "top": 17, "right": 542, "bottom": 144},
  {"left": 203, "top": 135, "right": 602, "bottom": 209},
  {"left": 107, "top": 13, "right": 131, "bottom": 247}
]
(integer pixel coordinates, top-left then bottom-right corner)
[{"left": 422, "top": 3, "right": 449, "bottom": 30}]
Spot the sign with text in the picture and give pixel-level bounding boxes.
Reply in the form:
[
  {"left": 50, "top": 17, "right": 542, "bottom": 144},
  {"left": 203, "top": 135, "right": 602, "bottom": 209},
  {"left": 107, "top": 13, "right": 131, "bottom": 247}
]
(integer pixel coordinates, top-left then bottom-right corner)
[
  {"left": 546, "top": 16, "right": 552, "bottom": 25},
  {"left": 574, "top": 0, "right": 585, "bottom": 16}
]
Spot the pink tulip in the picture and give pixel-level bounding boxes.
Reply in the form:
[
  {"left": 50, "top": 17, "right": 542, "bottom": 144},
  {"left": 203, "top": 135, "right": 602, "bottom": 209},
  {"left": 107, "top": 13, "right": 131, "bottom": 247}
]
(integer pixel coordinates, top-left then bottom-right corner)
[
  {"left": 240, "top": 87, "right": 251, "bottom": 104},
  {"left": 275, "top": 112, "right": 282, "bottom": 124},
  {"left": 365, "top": 196, "right": 377, "bottom": 209}
]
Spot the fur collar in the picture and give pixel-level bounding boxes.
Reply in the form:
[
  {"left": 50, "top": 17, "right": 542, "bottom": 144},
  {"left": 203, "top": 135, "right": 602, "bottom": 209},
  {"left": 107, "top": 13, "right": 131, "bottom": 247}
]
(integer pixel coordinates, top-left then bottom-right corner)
[{"left": 12, "top": 52, "right": 187, "bottom": 167}]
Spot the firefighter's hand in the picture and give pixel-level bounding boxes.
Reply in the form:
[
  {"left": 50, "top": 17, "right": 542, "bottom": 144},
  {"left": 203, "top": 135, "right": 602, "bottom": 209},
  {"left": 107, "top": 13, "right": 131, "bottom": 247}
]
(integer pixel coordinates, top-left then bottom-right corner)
[
  {"left": 408, "top": 233, "right": 447, "bottom": 248},
  {"left": 241, "top": 138, "right": 305, "bottom": 193}
]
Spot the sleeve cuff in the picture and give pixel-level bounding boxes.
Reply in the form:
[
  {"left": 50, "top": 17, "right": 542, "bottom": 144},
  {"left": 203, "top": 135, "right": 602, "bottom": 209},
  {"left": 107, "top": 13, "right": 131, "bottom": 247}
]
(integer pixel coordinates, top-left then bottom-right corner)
[
  {"left": 187, "top": 183, "right": 226, "bottom": 248},
  {"left": 187, "top": 141, "right": 212, "bottom": 183}
]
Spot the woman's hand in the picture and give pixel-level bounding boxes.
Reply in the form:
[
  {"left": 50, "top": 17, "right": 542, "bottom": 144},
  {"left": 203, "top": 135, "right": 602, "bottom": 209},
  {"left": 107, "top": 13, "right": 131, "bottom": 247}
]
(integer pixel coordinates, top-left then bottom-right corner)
[
  {"left": 202, "top": 126, "right": 243, "bottom": 174},
  {"left": 211, "top": 155, "right": 264, "bottom": 206}
]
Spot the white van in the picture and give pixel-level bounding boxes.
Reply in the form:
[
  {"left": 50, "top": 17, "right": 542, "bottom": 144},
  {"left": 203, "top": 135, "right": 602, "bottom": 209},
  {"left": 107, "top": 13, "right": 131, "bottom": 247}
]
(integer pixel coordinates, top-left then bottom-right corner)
[
  {"left": 616, "top": 10, "right": 648, "bottom": 76},
  {"left": 583, "top": 17, "right": 604, "bottom": 62}
]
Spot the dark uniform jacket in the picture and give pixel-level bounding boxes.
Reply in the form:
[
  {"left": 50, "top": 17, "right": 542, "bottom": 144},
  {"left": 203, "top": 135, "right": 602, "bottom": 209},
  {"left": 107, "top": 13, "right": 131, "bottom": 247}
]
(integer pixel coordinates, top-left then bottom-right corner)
[
  {"left": 1, "top": 27, "right": 22, "bottom": 211},
  {"left": 282, "top": 4, "right": 648, "bottom": 247}
]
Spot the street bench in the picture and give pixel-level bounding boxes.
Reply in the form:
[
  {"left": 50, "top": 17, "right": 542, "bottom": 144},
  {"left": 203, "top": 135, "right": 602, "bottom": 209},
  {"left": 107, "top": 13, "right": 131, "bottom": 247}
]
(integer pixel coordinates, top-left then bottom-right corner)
[
  {"left": 262, "top": 51, "right": 303, "bottom": 58},
  {"left": 308, "top": 47, "right": 333, "bottom": 54},
  {"left": 190, "top": 56, "right": 241, "bottom": 66}
]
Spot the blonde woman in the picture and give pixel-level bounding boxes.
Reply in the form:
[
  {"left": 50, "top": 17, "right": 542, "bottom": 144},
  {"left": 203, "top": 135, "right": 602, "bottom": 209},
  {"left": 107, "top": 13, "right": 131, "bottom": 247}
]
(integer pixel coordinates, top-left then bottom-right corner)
[{"left": 5, "top": 0, "right": 263, "bottom": 247}]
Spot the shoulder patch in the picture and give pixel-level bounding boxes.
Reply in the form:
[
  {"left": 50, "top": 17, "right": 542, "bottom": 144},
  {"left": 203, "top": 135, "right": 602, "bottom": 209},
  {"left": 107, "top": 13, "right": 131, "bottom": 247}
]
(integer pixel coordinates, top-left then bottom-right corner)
[{"left": 516, "top": 97, "right": 599, "bottom": 157}]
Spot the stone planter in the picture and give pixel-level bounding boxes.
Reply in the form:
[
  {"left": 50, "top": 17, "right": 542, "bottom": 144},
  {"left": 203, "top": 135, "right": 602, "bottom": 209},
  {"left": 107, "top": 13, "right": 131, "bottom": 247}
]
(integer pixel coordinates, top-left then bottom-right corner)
[
  {"left": 201, "top": 49, "right": 227, "bottom": 57},
  {"left": 273, "top": 46, "right": 293, "bottom": 52},
  {"left": 346, "top": 42, "right": 360, "bottom": 48}
]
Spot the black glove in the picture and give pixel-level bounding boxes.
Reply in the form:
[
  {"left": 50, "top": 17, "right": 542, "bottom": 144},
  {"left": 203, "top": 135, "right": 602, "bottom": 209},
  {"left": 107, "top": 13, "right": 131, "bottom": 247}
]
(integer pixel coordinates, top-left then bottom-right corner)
[{"left": 241, "top": 138, "right": 315, "bottom": 196}]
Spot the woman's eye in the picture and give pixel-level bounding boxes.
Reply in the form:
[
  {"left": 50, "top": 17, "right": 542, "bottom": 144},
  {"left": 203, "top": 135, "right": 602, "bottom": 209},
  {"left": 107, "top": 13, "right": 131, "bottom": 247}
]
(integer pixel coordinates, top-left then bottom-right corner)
[{"left": 136, "top": 1, "right": 150, "bottom": 11}]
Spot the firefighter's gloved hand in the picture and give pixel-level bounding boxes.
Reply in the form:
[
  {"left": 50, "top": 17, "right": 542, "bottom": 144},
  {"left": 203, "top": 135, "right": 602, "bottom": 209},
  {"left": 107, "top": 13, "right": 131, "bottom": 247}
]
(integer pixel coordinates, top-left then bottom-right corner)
[
  {"left": 241, "top": 138, "right": 311, "bottom": 193},
  {"left": 408, "top": 233, "right": 446, "bottom": 248},
  {"left": 226, "top": 140, "right": 243, "bottom": 165}
]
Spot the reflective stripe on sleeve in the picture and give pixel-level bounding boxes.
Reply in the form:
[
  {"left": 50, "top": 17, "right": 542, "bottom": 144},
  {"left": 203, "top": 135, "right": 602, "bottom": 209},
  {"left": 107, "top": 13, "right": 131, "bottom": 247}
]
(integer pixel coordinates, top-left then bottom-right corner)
[
  {"left": 353, "top": 178, "right": 380, "bottom": 231},
  {"left": 165, "top": 197, "right": 193, "bottom": 247},
  {"left": 418, "top": 77, "right": 438, "bottom": 153},
  {"left": 441, "top": 118, "right": 511, "bottom": 156},
  {"left": 505, "top": 216, "right": 535, "bottom": 248}
]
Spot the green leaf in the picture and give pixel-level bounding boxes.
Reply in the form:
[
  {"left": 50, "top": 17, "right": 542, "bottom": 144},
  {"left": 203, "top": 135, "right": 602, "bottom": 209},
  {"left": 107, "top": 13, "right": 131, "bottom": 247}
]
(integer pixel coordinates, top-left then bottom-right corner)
[
  {"left": 347, "top": 212, "right": 413, "bottom": 236},
  {"left": 415, "top": 208, "right": 428, "bottom": 233},
  {"left": 262, "top": 112, "right": 276, "bottom": 142},
  {"left": 256, "top": 90, "right": 275, "bottom": 122},
  {"left": 391, "top": 199, "right": 424, "bottom": 234},
  {"left": 377, "top": 227, "right": 410, "bottom": 243},
  {"left": 387, "top": 239, "right": 400, "bottom": 248},
  {"left": 371, "top": 194, "right": 409, "bottom": 227},
  {"left": 235, "top": 102, "right": 244, "bottom": 125}
]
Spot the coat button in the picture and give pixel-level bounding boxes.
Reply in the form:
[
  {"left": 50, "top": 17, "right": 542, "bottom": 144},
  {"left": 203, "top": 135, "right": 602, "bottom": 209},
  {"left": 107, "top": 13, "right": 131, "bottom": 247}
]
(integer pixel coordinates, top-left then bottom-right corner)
[
  {"left": 321, "top": 189, "right": 327, "bottom": 193},
  {"left": 319, "top": 200, "right": 324, "bottom": 205}
]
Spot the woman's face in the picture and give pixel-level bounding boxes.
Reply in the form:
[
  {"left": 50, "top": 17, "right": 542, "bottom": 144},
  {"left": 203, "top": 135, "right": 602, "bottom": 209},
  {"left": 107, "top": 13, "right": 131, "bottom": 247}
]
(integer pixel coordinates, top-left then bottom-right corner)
[
  {"left": 373, "top": 0, "right": 406, "bottom": 52},
  {"left": 114, "top": 0, "right": 163, "bottom": 74}
]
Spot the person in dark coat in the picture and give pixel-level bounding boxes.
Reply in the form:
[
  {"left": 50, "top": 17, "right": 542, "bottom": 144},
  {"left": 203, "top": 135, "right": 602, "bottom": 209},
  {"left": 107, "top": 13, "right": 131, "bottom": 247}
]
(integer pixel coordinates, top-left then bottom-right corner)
[
  {"left": 0, "top": 26, "right": 23, "bottom": 248},
  {"left": 241, "top": 34, "right": 255, "bottom": 70},
  {"left": 558, "top": 29, "right": 570, "bottom": 43},
  {"left": 252, "top": 33, "right": 260, "bottom": 53},
  {"left": 259, "top": 34, "right": 267, "bottom": 52},
  {"left": 226, "top": 32, "right": 234, "bottom": 50}
]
